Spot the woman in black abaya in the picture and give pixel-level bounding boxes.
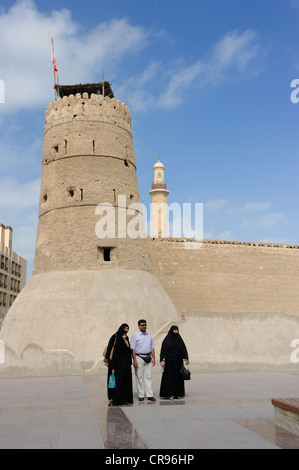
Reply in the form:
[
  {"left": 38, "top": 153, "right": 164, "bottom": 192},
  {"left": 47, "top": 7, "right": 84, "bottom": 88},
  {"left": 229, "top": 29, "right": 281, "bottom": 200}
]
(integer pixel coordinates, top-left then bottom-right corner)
[
  {"left": 110, "top": 328, "right": 133, "bottom": 406},
  {"left": 159, "top": 325, "right": 189, "bottom": 400},
  {"left": 104, "top": 323, "right": 129, "bottom": 405}
]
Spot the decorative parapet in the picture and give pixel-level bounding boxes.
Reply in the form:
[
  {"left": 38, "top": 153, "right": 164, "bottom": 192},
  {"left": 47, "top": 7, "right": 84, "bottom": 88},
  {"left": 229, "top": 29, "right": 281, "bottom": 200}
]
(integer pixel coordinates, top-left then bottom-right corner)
[
  {"left": 148, "top": 237, "right": 299, "bottom": 249},
  {"left": 44, "top": 93, "right": 131, "bottom": 132}
]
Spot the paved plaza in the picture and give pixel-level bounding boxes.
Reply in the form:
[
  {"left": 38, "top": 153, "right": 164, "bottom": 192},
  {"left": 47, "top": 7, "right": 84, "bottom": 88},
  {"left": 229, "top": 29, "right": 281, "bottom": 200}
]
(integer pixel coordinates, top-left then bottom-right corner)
[{"left": 0, "top": 368, "right": 299, "bottom": 450}]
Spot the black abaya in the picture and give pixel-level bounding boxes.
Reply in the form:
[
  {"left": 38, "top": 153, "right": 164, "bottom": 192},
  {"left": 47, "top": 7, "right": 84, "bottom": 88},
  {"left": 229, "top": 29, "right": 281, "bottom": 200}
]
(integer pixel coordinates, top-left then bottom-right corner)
[
  {"left": 159, "top": 326, "right": 189, "bottom": 399},
  {"left": 105, "top": 324, "right": 129, "bottom": 401},
  {"left": 110, "top": 329, "right": 133, "bottom": 406}
]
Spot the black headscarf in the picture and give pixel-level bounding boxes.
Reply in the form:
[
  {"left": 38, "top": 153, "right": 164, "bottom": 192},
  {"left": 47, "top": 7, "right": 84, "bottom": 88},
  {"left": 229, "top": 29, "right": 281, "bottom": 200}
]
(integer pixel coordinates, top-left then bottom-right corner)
[
  {"left": 114, "top": 327, "right": 130, "bottom": 354},
  {"left": 160, "top": 325, "right": 188, "bottom": 361},
  {"left": 117, "top": 323, "right": 129, "bottom": 336}
]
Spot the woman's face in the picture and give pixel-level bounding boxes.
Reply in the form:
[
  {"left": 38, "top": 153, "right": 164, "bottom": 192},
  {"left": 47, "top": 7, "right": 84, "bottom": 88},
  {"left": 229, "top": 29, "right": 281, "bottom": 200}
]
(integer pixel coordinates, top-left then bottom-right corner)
[
  {"left": 173, "top": 329, "right": 179, "bottom": 334},
  {"left": 122, "top": 333, "right": 127, "bottom": 340},
  {"left": 124, "top": 326, "right": 129, "bottom": 333}
]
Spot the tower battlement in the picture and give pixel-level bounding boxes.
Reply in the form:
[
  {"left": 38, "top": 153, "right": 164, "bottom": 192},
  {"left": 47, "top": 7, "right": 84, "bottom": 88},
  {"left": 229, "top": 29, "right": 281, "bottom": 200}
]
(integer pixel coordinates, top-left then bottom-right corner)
[{"left": 45, "top": 94, "right": 131, "bottom": 132}]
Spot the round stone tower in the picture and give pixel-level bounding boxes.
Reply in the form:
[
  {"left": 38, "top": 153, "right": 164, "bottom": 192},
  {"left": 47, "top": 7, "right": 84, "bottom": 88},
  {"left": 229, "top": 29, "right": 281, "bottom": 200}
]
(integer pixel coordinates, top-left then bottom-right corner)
[
  {"left": 34, "top": 87, "right": 151, "bottom": 274},
  {"left": 0, "top": 82, "right": 178, "bottom": 376}
]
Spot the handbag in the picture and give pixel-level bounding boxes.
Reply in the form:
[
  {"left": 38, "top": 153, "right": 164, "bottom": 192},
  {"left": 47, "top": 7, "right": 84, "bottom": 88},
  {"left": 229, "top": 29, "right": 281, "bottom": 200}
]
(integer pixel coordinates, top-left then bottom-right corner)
[
  {"left": 103, "top": 335, "right": 117, "bottom": 361},
  {"left": 108, "top": 372, "right": 116, "bottom": 389},
  {"left": 180, "top": 363, "right": 191, "bottom": 380}
]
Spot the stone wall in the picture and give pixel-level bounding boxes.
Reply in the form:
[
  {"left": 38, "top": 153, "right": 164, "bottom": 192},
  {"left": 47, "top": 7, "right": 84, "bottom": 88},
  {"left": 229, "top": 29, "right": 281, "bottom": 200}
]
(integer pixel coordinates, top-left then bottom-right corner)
[{"left": 148, "top": 238, "right": 299, "bottom": 316}]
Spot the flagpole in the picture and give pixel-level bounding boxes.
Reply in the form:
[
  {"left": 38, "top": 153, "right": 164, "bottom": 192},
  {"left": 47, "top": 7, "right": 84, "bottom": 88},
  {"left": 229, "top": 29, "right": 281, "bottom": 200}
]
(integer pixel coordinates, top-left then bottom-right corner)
[{"left": 51, "top": 37, "right": 57, "bottom": 100}]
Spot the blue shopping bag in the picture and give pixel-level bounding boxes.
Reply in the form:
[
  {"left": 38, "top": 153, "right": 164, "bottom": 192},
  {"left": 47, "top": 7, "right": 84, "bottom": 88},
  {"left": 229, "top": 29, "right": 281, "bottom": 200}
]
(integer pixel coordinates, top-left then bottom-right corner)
[{"left": 108, "top": 372, "right": 116, "bottom": 389}]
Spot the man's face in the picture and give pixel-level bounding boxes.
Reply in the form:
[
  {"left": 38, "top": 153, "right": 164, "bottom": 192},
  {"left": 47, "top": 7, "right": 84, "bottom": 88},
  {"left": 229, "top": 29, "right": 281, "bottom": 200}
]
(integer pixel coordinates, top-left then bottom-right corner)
[{"left": 139, "top": 322, "right": 147, "bottom": 333}]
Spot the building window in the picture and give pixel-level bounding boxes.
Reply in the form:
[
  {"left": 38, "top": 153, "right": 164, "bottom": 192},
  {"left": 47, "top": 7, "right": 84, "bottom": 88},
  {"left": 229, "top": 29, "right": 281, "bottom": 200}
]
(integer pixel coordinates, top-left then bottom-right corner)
[
  {"left": 97, "top": 246, "right": 116, "bottom": 262},
  {"left": 103, "top": 248, "right": 111, "bottom": 261}
]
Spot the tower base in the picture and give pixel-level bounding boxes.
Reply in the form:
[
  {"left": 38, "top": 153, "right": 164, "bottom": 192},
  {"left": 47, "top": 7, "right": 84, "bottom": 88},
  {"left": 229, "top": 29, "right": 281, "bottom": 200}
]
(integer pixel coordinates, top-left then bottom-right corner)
[{"left": 0, "top": 269, "right": 179, "bottom": 377}]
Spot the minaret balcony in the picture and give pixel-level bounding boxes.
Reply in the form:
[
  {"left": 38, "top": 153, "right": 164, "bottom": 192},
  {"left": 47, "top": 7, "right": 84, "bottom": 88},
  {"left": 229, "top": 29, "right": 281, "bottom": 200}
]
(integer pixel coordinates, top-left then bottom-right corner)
[{"left": 151, "top": 183, "right": 167, "bottom": 190}]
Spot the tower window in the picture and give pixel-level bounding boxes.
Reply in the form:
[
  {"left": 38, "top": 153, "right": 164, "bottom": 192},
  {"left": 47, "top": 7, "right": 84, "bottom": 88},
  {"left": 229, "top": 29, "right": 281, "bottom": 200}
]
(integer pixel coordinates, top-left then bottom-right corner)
[
  {"left": 103, "top": 248, "right": 111, "bottom": 261},
  {"left": 97, "top": 246, "right": 116, "bottom": 262}
]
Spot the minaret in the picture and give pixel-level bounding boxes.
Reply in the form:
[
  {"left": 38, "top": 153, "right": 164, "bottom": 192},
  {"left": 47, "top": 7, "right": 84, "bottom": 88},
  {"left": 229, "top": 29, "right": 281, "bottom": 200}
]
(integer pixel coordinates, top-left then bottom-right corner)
[
  {"left": 149, "top": 157, "right": 170, "bottom": 237},
  {"left": 0, "top": 82, "right": 178, "bottom": 376}
]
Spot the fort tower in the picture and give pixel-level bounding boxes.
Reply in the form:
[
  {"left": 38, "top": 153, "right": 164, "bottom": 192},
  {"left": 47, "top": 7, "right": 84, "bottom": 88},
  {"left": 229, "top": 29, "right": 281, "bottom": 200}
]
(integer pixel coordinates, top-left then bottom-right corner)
[
  {"left": 0, "top": 82, "right": 178, "bottom": 376},
  {"left": 34, "top": 82, "right": 151, "bottom": 274}
]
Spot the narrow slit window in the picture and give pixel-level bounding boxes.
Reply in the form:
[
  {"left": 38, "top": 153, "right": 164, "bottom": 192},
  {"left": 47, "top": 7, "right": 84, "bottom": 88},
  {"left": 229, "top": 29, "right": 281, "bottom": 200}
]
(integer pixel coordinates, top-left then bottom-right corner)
[
  {"left": 97, "top": 246, "right": 116, "bottom": 262},
  {"left": 103, "top": 248, "right": 111, "bottom": 261}
]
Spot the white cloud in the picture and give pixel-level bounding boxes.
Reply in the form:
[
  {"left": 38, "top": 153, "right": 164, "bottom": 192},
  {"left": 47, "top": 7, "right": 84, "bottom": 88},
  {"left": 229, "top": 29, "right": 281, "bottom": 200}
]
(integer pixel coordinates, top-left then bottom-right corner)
[
  {"left": 219, "top": 230, "right": 235, "bottom": 240},
  {"left": 260, "top": 212, "right": 286, "bottom": 226},
  {"left": 209, "top": 30, "right": 262, "bottom": 78},
  {"left": 0, "top": 2, "right": 265, "bottom": 114},
  {"left": 242, "top": 212, "right": 286, "bottom": 227},
  {"left": 159, "top": 61, "right": 204, "bottom": 109},
  {"left": 0, "top": 134, "right": 42, "bottom": 172},
  {"left": 0, "top": 175, "right": 40, "bottom": 279},
  {"left": 204, "top": 199, "right": 229, "bottom": 211},
  {"left": 0, "top": 176, "right": 40, "bottom": 212},
  {"left": 120, "top": 29, "right": 264, "bottom": 111},
  {"left": 0, "top": 0, "right": 150, "bottom": 112},
  {"left": 242, "top": 201, "right": 271, "bottom": 211}
]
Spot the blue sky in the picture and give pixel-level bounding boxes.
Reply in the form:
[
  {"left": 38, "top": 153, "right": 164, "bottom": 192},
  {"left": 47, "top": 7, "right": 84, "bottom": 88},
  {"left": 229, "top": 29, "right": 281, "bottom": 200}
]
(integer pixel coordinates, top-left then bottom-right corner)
[{"left": 0, "top": 0, "right": 298, "bottom": 281}]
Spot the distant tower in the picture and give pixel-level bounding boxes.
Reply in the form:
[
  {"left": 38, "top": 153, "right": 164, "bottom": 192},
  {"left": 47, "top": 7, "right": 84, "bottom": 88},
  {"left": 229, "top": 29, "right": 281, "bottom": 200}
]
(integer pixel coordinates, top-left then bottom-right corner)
[
  {"left": 0, "top": 81, "right": 178, "bottom": 376},
  {"left": 149, "top": 157, "right": 170, "bottom": 237}
]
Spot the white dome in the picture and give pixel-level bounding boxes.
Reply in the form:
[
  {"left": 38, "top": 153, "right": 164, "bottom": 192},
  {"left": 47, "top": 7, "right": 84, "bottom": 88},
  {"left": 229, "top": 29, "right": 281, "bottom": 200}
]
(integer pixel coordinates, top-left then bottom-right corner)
[{"left": 153, "top": 157, "right": 165, "bottom": 169}]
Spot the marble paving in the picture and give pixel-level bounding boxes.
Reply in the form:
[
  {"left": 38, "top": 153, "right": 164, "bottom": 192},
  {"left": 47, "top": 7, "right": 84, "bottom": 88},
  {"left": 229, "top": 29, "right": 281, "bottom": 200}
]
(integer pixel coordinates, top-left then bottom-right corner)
[{"left": 0, "top": 370, "right": 299, "bottom": 449}]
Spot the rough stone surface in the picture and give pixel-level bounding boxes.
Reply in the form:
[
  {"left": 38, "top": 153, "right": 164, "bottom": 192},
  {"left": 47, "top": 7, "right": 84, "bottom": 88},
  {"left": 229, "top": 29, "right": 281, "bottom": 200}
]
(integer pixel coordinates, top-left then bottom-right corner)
[
  {"left": 35, "top": 94, "right": 151, "bottom": 274},
  {"left": 149, "top": 238, "right": 299, "bottom": 316},
  {"left": 0, "top": 269, "right": 178, "bottom": 376}
]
